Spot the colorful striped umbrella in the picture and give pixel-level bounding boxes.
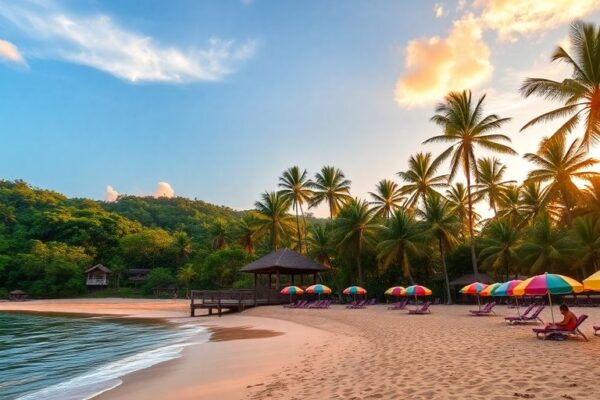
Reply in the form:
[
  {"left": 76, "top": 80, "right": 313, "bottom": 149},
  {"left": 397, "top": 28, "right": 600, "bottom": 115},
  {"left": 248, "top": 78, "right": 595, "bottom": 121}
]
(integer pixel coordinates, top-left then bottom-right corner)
[
  {"left": 280, "top": 285, "right": 304, "bottom": 302},
  {"left": 493, "top": 279, "right": 524, "bottom": 315},
  {"left": 460, "top": 282, "right": 488, "bottom": 310},
  {"left": 404, "top": 285, "right": 432, "bottom": 311},
  {"left": 480, "top": 283, "right": 502, "bottom": 297},
  {"left": 305, "top": 284, "right": 332, "bottom": 299},
  {"left": 343, "top": 286, "right": 367, "bottom": 295},
  {"left": 583, "top": 271, "right": 600, "bottom": 291},
  {"left": 385, "top": 286, "right": 405, "bottom": 296},
  {"left": 513, "top": 273, "right": 584, "bottom": 323}
]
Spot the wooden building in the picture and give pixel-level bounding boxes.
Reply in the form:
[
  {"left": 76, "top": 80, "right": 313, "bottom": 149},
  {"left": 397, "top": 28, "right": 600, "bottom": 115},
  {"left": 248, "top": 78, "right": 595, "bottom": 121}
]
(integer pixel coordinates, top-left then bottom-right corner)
[{"left": 85, "top": 264, "right": 112, "bottom": 288}]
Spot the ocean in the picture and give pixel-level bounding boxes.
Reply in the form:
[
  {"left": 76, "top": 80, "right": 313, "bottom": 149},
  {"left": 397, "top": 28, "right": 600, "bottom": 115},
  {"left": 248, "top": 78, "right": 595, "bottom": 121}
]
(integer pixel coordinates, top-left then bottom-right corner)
[{"left": 0, "top": 312, "right": 208, "bottom": 400}]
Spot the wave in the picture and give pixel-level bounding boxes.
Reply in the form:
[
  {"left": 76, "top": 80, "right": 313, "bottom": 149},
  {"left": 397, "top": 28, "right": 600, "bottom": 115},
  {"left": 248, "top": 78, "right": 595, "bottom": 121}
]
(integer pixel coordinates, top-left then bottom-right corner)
[{"left": 16, "top": 325, "right": 210, "bottom": 400}]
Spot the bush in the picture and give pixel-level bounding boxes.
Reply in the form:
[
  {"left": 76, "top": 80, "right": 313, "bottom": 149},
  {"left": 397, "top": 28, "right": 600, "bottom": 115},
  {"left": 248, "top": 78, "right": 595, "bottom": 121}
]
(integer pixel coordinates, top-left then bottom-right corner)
[{"left": 142, "top": 268, "right": 176, "bottom": 294}]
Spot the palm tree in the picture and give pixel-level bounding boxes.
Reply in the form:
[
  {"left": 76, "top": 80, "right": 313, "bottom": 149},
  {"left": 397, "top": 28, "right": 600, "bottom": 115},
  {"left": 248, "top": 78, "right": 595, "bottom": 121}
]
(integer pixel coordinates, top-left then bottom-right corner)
[
  {"left": 417, "top": 194, "right": 460, "bottom": 304},
  {"left": 520, "top": 21, "right": 600, "bottom": 150},
  {"left": 519, "top": 215, "right": 568, "bottom": 274},
  {"left": 177, "top": 263, "right": 197, "bottom": 299},
  {"left": 519, "top": 181, "right": 559, "bottom": 224},
  {"left": 497, "top": 184, "right": 522, "bottom": 227},
  {"left": 368, "top": 179, "right": 404, "bottom": 219},
  {"left": 473, "top": 157, "right": 515, "bottom": 216},
  {"left": 524, "top": 136, "right": 599, "bottom": 224},
  {"left": 426, "top": 90, "right": 516, "bottom": 279},
  {"left": 173, "top": 231, "right": 193, "bottom": 265},
  {"left": 569, "top": 216, "right": 600, "bottom": 276},
  {"left": 446, "top": 182, "right": 477, "bottom": 239},
  {"left": 306, "top": 223, "right": 335, "bottom": 267},
  {"left": 278, "top": 166, "right": 313, "bottom": 251},
  {"left": 310, "top": 166, "right": 352, "bottom": 219},
  {"left": 397, "top": 152, "right": 448, "bottom": 209},
  {"left": 236, "top": 212, "right": 262, "bottom": 254},
  {"left": 580, "top": 177, "right": 600, "bottom": 218},
  {"left": 479, "top": 219, "right": 521, "bottom": 281},
  {"left": 333, "top": 199, "right": 379, "bottom": 285},
  {"left": 209, "top": 219, "right": 229, "bottom": 250},
  {"left": 377, "top": 209, "right": 422, "bottom": 284},
  {"left": 254, "top": 191, "right": 295, "bottom": 250}
]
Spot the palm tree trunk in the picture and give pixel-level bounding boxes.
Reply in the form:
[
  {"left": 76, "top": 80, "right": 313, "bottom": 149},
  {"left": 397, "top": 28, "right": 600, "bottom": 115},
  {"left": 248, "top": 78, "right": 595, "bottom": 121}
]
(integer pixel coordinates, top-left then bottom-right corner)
[
  {"left": 294, "top": 203, "right": 302, "bottom": 252},
  {"left": 299, "top": 202, "right": 308, "bottom": 249},
  {"left": 439, "top": 238, "right": 452, "bottom": 305},
  {"left": 465, "top": 168, "right": 480, "bottom": 280},
  {"left": 357, "top": 239, "right": 363, "bottom": 285}
]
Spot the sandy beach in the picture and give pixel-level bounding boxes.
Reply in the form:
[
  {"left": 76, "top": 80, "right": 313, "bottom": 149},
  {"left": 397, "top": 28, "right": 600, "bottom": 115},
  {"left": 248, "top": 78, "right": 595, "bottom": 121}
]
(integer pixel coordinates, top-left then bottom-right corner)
[{"left": 3, "top": 299, "right": 600, "bottom": 400}]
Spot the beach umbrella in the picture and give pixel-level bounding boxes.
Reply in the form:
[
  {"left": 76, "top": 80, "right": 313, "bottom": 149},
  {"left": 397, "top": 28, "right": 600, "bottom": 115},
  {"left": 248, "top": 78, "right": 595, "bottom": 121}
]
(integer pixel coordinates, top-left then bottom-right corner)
[
  {"left": 404, "top": 285, "right": 432, "bottom": 310},
  {"left": 583, "top": 271, "right": 600, "bottom": 291},
  {"left": 385, "top": 286, "right": 405, "bottom": 297},
  {"left": 513, "top": 273, "right": 584, "bottom": 324},
  {"left": 280, "top": 286, "right": 304, "bottom": 302},
  {"left": 460, "top": 282, "right": 488, "bottom": 309},
  {"left": 480, "top": 283, "right": 502, "bottom": 297},
  {"left": 492, "top": 279, "right": 523, "bottom": 315},
  {"left": 343, "top": 286, "right": 367, "bottom": 295},
  {"left": 305, "top": 284, "right": 332, "bottom": 300}
]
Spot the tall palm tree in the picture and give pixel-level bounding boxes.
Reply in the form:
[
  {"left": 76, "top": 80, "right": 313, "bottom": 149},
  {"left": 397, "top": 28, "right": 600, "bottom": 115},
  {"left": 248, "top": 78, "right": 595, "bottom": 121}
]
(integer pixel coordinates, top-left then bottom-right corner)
[
  {"left": 368, "top": 179, "right": 405, "bottom": 219},
  {"left": 173, "top": 231, "right": 193, "bottom": 265},
  {"left": 397, "top": 152, "right": 448, "bottom": 209},
  {"left": 278, "top": 166, "right": 314, "bottom": 251},
  {"left": 473, "top": 157, "right": 515, "bottom": 216},
  {"left": 417, "top": 194, "right": 460, "bottom": 304},
  {"left": 497, "top": 184, "right": 522, "bottom": 227},
  {"left": 176, "top": 263, "right": 197, "bottom": 299},
  {"left": 377, "top": 209, "right": 422, "bottom": 284},
  {"left": 236, "top": 212, "right": 262, "bottom": 255},
  {"left": 520, "top": 21, "right": 600, "bottom": 150},
  {"left": 580, "top": 177, "right": 600, "bottom": 218},
  {"left": 519, "top": 181, "right": 559, "bottom": 224},
  {"left": 333, "top": 199, "right": 379, "bottom": 285},
  {"left": 524, "top": 136, "right": 599, "bottom": 224},
  {"left": 209, "top": 219, "right": 229, "bottom": 250},
  {"left": 569, "top": 216, "right": 600, "bottom": 276},
  {"left": 306, "top": 223, "right": 335, "bottom": 268},
  {"left": 519, "top": 215, "right": 568, "bottom": 274},
  {"left": 426, "top": 90, "right": 516, "bottom": 279},
  {"left": 446, "top": 182, "right": 477, "bottom": 239},
  {"left": 310, "top": 166, "right": 352, "bottom": 219},
  {"left": 254, "top": 191, "right": 295, "bottom": 250},
  {"left": 479, "top": 219, "right": 521, "bottom": 281}
]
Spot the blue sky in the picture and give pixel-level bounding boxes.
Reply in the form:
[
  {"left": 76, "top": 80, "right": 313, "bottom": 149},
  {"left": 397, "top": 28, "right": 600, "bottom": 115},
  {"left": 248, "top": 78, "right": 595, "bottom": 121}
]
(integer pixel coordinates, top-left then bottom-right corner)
[{"left": 1, "top": 0, "right": 600, "bottom": 216}]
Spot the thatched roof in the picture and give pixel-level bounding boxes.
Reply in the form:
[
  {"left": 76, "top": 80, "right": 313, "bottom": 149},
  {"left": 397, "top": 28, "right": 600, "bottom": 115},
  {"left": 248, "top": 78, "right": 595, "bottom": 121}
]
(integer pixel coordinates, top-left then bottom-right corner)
[
  {"left": 449, "top": 273, "right": 495, "bottom": 286},
  {"left": 240, "top": 249, "right": 329, "bottom": 274},
  {"left": 85, "top": 264, "right": 112, "bottom": 274}
]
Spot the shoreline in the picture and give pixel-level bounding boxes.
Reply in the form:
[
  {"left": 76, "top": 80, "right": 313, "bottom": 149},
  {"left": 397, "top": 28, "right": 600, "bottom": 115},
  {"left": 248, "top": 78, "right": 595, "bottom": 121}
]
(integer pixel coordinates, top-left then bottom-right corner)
[{"left": 0, "top": 298, "right": 332, "bottom": 400}]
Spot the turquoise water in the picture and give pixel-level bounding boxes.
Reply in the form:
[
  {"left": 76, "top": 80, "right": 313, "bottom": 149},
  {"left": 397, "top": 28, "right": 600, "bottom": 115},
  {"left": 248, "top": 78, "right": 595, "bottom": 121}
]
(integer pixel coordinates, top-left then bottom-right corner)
[{"left": 0, "top": 312, "right": 208, "bottom": 400}]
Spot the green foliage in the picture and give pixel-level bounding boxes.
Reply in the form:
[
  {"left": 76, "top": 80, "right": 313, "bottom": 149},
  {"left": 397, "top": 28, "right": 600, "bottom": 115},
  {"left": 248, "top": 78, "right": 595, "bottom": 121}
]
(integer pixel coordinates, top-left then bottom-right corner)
[
  {"left": 196, "top": 248, "right": 254, "bottom": 289},
  {"left": 143, "top": 268, "right": 176, "bottom": 293}
]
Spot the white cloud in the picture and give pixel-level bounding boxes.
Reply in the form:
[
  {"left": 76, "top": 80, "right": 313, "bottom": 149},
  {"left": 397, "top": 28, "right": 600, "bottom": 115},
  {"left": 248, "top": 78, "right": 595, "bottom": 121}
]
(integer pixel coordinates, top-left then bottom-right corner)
[
  {"left": 433, "top": 3, "right": 446, "bottom": 18},
  {"left": 394, "top": 14, "right": 492, "bottom": 107},
  {"left": 0, "top": 38, "right": 24, "bottom": 63},
  {"left": 0, "top": 1, "right": 255, "bottom": 83},
  {"left": 153, "top": 182, "right": 175, "bottom": 198},
  {"left": 475, "top": 0, "right": 600, "bottom": 42},
  {"left": 105, "top": 185, "right": 119, "bottom": 202}
]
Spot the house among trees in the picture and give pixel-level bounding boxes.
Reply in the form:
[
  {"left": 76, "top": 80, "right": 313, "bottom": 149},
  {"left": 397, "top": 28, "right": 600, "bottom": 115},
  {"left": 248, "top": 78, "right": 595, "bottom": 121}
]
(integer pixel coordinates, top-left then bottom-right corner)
[
  {"left": 127, "top": 268, "right": 150, "bottom": 286},
  {"left": 85, "top": 264, "right": 112, "bottom": 289}
]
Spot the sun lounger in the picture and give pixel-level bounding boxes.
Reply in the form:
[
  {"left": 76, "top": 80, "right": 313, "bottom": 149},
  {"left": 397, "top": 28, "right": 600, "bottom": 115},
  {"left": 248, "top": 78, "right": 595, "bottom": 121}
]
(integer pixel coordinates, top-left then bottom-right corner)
[
  {"left": 347, "top": 299, "right": 367, "bottom": 309},
  {"left": 593, "top": 324, "right": 600, "bottom": 336},
  {"left": 505, "top": 305, "right": 545, "bottom": 325},
  {"left": 367, "top": 298, "right": 376, "bottom": 306},
  {"left": 408, "top": 301, "right": 432, "bottom": 314},
  {"left": 532, "top": 315, "right": 588, "bottom": 341},
  {"left": 503, "top": 303, "right": 536, "bottom": 319},
  {"left": 470, "top": 302, "right": 496, "bottom": 316},
  {"left": 283, "top": 300, "right": 302, "bottom": 308},
  {"left": 387, "top": 298, "right": 408, "bottom": 310}
]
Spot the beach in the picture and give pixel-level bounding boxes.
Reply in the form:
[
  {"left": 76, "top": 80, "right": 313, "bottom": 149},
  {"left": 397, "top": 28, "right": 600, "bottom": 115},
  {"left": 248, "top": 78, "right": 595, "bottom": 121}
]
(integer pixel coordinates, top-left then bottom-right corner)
[{"left": 2, "top": 299, "right": 600, "bottom": 399}]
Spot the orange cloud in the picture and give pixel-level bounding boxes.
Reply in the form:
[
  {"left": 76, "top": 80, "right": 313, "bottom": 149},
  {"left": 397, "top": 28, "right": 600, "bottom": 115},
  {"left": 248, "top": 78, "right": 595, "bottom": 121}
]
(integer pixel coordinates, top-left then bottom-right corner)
[
  {"left": 476, "top": 0, "right": 600, "bottom": 41},
  {"left": 153, "top": 182, "right": 174, "bottom": 198},
  {"left": 105, "top": 185, "right": 119, "bottom": 202},
  {"left": 395, "top": 15, "right": 492, "bottom": 107},
  {"left": 0, "top": 39, "right": 24, "bottom": 63}
]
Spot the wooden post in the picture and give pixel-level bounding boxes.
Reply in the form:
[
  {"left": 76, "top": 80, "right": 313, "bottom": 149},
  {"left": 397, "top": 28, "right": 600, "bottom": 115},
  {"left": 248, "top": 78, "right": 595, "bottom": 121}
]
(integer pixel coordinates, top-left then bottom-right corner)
[
  {"left": 218, "top": 291, "right": 222, "bottom": 317},
  {"left": 300, "top": 274, "right": 304, "bottom": 286},
  {"left": 291, "top": 274, "right": 295, "bottom": 286},
  {"left": 254, "top": 274, "right": 257, "bottom": 306},
  {"left": 313, "top": 273, "right": 317, "bottom": 284},
  {"left": 190, "top": 291, "right": 195, "bottom": 317},
  {"left": 276, "top": 271, "right": 281, "bottom": 290}
]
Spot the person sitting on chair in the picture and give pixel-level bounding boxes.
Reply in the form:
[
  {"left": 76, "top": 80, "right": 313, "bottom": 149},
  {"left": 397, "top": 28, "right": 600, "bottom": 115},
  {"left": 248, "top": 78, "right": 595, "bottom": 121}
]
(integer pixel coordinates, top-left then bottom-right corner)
[{"left": 546, "top": 304, "right": 577, "bottom": 330}]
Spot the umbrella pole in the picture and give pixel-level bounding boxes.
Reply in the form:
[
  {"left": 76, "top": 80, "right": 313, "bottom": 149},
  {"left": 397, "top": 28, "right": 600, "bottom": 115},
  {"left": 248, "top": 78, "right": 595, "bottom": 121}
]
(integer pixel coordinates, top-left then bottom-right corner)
[
  {"left": 477, "top": 295, "right": 481, "bottom": 310},
  {"left": 515, "top": 296, "right": 520, "bottom": 317},
  {"left": 415, "top": 294, "right": 418, "bottom": 310},
  {"left": 548, "top": 292, "right": 555, "bottom": 325}
]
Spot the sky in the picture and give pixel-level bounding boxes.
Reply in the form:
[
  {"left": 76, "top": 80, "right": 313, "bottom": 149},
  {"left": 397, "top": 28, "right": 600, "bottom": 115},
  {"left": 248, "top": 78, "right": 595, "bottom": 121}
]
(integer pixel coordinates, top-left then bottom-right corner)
[{"left": 1, "top": 0, "right": 600, "bottom": 217}]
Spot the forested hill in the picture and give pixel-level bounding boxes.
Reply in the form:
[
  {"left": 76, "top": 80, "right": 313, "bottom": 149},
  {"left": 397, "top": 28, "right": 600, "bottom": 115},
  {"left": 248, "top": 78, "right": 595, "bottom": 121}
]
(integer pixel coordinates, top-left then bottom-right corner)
[{"left": 0, "top": 180, "right": 247, "bottom": 298}]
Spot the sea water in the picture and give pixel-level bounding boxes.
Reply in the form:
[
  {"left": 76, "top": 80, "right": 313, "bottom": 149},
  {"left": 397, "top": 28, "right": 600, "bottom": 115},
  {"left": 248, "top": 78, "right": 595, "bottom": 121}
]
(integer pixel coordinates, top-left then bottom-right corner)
[{"left": 0, "top": 312, "right": 209, "bottom": 400}]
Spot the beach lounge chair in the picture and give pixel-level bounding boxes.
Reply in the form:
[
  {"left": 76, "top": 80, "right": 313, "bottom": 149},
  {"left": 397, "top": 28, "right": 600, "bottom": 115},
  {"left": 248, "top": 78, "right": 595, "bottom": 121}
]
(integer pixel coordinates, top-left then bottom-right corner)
[
  {"left": 408, "top": 301, "right": 432, "bottom": 314},
  {"left": 283, "top": 300, "right": 302, "bottom": 308},
  {"left": 387, "top": 298, "right": 408, "bottom": 310},
  {"left": 503, "top": 303, "right": 536, "bottom": 320},
  {"left": 347, "top": 300, "right": 367, "bottom": 309},
  {"left": 367, "top": 298, "right": 377, "bottom": 306},
  {"left": 505, "top": 305, "right": 545, "bottom": 325},
  {"left": 469, "top": 302, "right": 497, "bottom": 316},
  {"left": 532, "top": 315, "right": 588, "bottom": 341}
]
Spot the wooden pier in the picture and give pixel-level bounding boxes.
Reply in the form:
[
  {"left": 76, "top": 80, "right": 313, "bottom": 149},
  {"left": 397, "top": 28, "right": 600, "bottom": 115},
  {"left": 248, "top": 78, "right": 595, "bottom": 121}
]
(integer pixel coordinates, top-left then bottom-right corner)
[{"left": 190, "top": 289, "right": 287, "bottom": 317}]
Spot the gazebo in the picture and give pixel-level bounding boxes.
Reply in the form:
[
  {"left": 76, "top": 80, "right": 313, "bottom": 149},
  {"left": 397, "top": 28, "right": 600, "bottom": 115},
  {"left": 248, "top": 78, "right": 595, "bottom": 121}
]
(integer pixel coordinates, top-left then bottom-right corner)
[
  {"left": 240, "top": 248, "right": 329, "bottom": 294},
  {"left": 448, "top": 273, "right": 495, "bottom": 287}
]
